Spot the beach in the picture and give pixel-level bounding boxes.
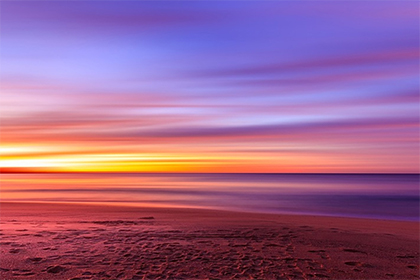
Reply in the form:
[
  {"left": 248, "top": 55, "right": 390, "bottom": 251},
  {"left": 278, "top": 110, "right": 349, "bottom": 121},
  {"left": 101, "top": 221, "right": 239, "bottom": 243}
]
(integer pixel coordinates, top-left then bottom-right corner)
[
  {"left": 2, "top": 1, "right": 419, "bottom": 279},
  {"left": 0, "top": 202, "right": 418, "bottom": 279}
]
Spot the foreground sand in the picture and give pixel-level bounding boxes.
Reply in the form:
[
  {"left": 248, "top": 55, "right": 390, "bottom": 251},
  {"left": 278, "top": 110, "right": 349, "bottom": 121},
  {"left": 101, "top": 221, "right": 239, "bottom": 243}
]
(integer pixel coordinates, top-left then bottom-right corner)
[{"left": 0, "top": 203, "right": 418, "bottom": 279}]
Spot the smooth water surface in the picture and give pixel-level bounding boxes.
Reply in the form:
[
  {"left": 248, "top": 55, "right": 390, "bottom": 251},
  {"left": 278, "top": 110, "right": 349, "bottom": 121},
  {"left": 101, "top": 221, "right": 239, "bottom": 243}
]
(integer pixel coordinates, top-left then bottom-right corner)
[{"left": 1, "top": 173, "right": 418, "bottom": 221}]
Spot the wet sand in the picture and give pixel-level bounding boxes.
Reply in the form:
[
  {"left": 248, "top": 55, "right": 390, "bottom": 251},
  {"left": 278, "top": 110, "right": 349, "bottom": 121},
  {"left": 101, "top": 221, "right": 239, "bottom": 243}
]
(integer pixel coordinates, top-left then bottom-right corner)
[{"left": 0, "top": 202, "right": 418, "bottom": 279}]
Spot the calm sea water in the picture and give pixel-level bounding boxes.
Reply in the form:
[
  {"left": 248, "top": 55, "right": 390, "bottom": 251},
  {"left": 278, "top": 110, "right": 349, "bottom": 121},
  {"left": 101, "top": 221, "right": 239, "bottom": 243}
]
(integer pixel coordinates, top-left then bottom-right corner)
[{"left": 1, "top": 173, "right": 418, "bottom": 221}]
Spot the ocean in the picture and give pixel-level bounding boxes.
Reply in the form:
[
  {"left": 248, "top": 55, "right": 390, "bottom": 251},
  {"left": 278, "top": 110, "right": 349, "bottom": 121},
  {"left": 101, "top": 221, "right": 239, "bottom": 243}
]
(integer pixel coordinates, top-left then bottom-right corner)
[{"left": 1, "top": 173, "right": 418, "bottom": 221}]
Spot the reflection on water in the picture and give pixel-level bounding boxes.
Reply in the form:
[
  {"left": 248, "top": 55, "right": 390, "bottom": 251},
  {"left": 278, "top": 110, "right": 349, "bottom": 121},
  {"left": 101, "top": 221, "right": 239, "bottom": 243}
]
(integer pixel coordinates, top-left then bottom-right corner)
[{"left": 1, "top": 173, "right": 419, "bottom": 221}]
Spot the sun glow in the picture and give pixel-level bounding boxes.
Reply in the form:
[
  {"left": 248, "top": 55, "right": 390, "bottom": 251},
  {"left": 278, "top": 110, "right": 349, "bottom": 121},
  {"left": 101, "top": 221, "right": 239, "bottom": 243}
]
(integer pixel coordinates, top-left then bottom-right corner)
[
  {"left": 0, "top": 145, "right": 51, "bottom": 155},
  {"left": 1, "top": 158, "right": 69, "bottom": 168}
]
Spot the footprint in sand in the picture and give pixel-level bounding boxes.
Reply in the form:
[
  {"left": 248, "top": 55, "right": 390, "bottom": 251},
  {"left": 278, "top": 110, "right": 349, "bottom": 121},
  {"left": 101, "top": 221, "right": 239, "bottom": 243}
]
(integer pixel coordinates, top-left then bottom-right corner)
[
  {"left": 46, "top": 265, "right": 66, "bottom": 274},
  {"left": 344, "top": 261, "right": 362, "bottom": 266},
  {"left": 27, "top": 257, "right": 43, "bottom": 263},
  {"left": 344, "top": 261, "right": 373, "bottom": 269},
  {"left": 407, "top": 265, "right": 418, "bottom": 269},
  {"left": 342, "top": 248, "right": 367, "bottom": 254}
]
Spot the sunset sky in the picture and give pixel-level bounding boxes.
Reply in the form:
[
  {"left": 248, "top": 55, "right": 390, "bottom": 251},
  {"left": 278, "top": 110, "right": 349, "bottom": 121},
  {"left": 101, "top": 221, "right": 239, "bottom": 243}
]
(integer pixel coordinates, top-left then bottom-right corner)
[{"left": 1, "top": 1, "right": 419, "bottom": 173}]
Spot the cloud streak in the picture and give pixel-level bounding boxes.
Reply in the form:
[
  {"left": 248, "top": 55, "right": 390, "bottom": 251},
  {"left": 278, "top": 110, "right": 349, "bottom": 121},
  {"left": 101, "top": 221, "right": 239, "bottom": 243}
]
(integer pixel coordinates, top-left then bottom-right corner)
[{"left": 0, "top": 1, "right": 418, "bottom": 173}]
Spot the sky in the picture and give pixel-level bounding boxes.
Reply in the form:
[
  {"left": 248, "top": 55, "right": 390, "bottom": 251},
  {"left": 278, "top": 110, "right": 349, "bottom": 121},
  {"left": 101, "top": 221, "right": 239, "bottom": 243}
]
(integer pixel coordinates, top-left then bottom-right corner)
[{"left": 0, "top": 1, "right": 419, "bottom": 173}]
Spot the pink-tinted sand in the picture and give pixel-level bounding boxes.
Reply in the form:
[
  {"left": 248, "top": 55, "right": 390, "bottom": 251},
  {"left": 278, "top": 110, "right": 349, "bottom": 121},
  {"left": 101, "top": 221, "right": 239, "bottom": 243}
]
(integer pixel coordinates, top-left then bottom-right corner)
[{"left": 0, "top": 202, "right": 418, "bottom": 279}]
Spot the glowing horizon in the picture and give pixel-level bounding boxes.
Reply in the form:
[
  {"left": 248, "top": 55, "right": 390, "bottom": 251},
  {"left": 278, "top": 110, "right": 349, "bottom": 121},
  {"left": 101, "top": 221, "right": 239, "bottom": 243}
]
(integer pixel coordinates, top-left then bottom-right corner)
[{"left": 1, "top": 1, "right": 419, "bottom": 174}]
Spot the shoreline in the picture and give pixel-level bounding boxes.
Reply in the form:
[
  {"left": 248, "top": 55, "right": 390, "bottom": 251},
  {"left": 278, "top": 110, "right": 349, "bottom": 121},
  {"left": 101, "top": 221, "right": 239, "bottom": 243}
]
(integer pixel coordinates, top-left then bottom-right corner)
[
  {"left": 2, "top": 202, "right": 418, "bottom": 239},
  {"left": 1, "top": 202, "right": 419, "bottom": 279}
]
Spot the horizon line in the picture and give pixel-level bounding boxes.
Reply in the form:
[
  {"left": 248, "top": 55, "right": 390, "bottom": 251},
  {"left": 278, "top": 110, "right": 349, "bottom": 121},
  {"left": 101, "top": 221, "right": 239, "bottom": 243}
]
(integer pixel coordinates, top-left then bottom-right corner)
[{"left": 1, "top": 170, "right": 418, "bottom": 176}]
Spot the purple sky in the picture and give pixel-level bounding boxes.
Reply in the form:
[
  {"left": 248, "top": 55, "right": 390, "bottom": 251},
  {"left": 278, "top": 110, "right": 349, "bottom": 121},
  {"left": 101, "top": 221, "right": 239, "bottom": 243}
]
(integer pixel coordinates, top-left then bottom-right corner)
[{"left": 1, "top": 1, "right": 419, "bottom": 173}]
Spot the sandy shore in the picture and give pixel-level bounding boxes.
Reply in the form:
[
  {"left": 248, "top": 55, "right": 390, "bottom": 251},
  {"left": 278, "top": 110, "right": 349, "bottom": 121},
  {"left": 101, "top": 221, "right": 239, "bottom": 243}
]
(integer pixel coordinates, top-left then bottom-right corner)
[{"left": 0, "top": 202, "right": 418, "bottom": 279}]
